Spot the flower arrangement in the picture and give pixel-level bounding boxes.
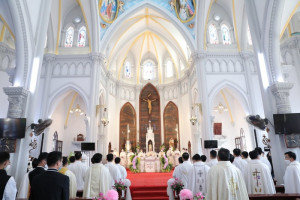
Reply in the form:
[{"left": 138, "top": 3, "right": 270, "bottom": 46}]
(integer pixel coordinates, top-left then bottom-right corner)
[
  {"left": 171, "top": 178, "right": 184, "bottom": 195},
  {"left": 194, "top": 192, "right": 204, "bottom": 200},
  {"left": 95, "top": 190, "right": 118, "bottom": 200},
  {"left": 113, "top": 180, "right": 127, "bottom": 191},
  {"left": 129, "top": 155, "right": 140, "bottom": 173},
  {"left": 160, "top": 154, "right": 172, "bottom": 172},
  {"left": 179, "top": 189, "right": 193, "bottom": 200}
]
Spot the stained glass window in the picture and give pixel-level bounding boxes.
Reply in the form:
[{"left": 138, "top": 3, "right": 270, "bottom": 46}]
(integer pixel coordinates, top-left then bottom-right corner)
[
  {"left": 124, "top": 61, "right": 131, "bottom": 78},
  {"left": 221, "top": 24, "right": 231, "bottom": 44},
  {"left": 247, "top": 26, "right": 252, "bottom": 45},
  {"left": 143, "top": 61, "right": 154, "bottom": 80},
  {"left": 209, "top": 24, "right": 219, "bottom": 44},
  {"left": 65, "top": 26, "right": 74, "bottom": 47},
  {"left": 77, "top": 26, "right": 86, "bottom": 47},
  {"left": 166, "top": 60, "right": 173, "bottom": 78}
]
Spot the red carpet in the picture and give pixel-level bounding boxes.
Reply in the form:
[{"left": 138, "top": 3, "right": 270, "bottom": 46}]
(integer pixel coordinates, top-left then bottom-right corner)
[{"left": 127, "top": 170, "right": 173, "bottom": 200}]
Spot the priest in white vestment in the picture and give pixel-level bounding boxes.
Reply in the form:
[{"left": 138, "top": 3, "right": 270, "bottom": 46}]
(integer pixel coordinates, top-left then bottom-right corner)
[
  {"left": 206, "top": 148, "right": 249, "bottom": 200},
  {"left": 83, "top": 153, "right": 112, "bottom": 198},
  {"left": 127, "top": 150, "right": 134, "bottom": 168},
  {"left": 189, "top": 154, "right": 210, "bottom": 196},
  {"left": 177, "top": 153, "right": 193, "bottom": 189},
  {"left": 174, "top": 148, "right": 181, "bottom": 166},
  {"left": 115, "top": 157, "right": 132, "bottom": 200},
  {"left": 167, "top": 157, "right": 183, "bottom": 200},
  {"left": 69, "top": 152, "right": 88, "bottom": 190},
  {"left": 244, "top": 150, "right": 275, "bottom": 194},
  {"left": 138, "top": 150, "right": 145, "bottom": 172},
  {"left": 255, "top": 147, "right": 272, "bottom": 171},
  {"left": 232, "top": 148, "right": 248, "bottom": 174},
  {"left": 167, "top": 147, "right": 174, "bottom": 167},
  {"left": 105, "top": 154, "right": 122, "bottom": 186},
  {"left": 120, "top": 149, "right": 127, "bottom": 167},
  {"left": 207, "top": 150, "right": 218, "bottom": 167},
  {"left": 59, "top": 157, "right": 77, "bottom": 198},
  {"left": 17, "top": 158, "right": 38, "bottom": 198},
  {"left": 284, "top": 151, "right": 300, "bottom": 193}
]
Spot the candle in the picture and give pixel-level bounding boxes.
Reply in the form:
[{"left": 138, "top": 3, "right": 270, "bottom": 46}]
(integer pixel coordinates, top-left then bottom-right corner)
[{"left": 127, "top": 124, "right": 129, "bottom": 140}]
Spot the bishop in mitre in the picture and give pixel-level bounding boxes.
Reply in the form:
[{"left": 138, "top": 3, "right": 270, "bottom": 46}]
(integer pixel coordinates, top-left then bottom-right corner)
[
  {"left": 59, "top": 157, "right": 77, "bottom": 198},
  {"left": 167, "top": 147, "right": 174, "bottom": 167},
  {"left": 188, "top": 154, "right": 210, "bottom": 196},
  {"left": 284, "top": 151, "right": 300, "bottom": 193},
  {"left": 83, "top": 153, "right": 112, "bottom": 198},
  {"left": 206, "top": 148, "right": 249, "bottom": 200},
  {"left": 243, "top": 150, "right": 275, "bottom": 194},
  {"left": 115, "top": 157, "right": 132, "bottom": 200}
]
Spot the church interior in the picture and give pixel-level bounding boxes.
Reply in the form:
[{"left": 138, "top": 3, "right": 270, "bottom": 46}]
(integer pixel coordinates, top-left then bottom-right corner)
[{"left": 0, "top": 0, "right": 300, "bottom": 199}]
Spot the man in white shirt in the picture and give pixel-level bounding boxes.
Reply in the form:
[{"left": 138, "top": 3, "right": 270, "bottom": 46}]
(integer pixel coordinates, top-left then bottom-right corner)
[
  {"left": 105, "top": 154, "right": 121, "bottom": 186},
  {"left": 115, "top": 157, "right": 132, "bottom": 200},
  {"left": 206, "top": 148, "right": 249, "bottom": 200},
  {"left": 189, "top": 154, "right": 210, "bottom": 196},
  {"left": 59, "top": 157, "right": 77, "bottom": 198},
  {"left": 0, "top": 152, "right": 17, "bottom": 200},
  {"left": 244, "top": 150, "right": 275, "bottom": 194},
  {"left": 207, "top": 150, "right": 218, "bottom": 167},
  {"left": 167, "top": 157, "right": 183, "bottom": 200},
  {"left": 255, "top": 147, "right": 272, "bottom": 171},
  {"left": 232, "top": 148, "right": 248, "bottom": 174},
  {"left": 83, "top": 153, "right": 112, "bottom": 198},
  {"left": 283, "top": 151, "right": 300, "bottom": 194},
  {"left": 68, "top": 152, "right": 87, "bottom": 190}
]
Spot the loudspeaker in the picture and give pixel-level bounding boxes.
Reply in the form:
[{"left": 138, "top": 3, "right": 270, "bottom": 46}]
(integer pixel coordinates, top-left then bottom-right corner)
[
  {"left": 204, "top": 140, "right": 218, "bottom": 149},
  {"left": 81, "top": 142, "right": 95, "bottom": 151}
]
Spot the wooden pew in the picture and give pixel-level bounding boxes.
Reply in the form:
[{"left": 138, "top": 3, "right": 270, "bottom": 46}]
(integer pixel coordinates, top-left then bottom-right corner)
[{"left": 249, "top": 194, "right": 300, "bottom": 200}]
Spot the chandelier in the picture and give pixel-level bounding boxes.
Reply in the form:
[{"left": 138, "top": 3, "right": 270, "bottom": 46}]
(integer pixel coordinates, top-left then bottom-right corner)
[
  {"left": 190, "top": 116, "right": 197, "bottom": 125},
  {"left": 69, "top": 104, "right": 84, "bottom": 116},
  {"left": 101, "top": 108, "right": 109, "bottom": 127},
  {"left": 213, "top": 103, "right": 228, "bottom": 114}
]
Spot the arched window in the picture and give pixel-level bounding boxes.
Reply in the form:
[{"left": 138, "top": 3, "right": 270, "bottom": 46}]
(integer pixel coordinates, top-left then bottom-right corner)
[
  {"left": 77, "top": 26, "right": 86, "bottom": 47},
  {"left": 166, "top": 60, "right": 174, "bottom": 78},
  {"left": 124, "top": 61, "right": 131, "bottom": 78},
  {"left": 247, "top": 26, "right": 252, "bottom": 45},
  {"left": 65, "top": 26, "right": 74, "bottom": 47},
  {"left": 209, "top": 24, "right": 219, "bottom": 44},
  {"left": 143, "top": 61, "right": 154, "bottom": 80},
  {"left": 221, "top": 24, "right": 231, "bottom": 44}
]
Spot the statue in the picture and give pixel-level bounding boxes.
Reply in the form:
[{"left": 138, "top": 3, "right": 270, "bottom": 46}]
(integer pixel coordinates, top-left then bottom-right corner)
[
  {"left": 143, "top": 93, "right": 157, "bottom": 115},
  {"left": 148, "top": 141, "right": 153, "bottom": 152},
  {"left": 169, "top": 138, "right": 174, "bottom": 149}
]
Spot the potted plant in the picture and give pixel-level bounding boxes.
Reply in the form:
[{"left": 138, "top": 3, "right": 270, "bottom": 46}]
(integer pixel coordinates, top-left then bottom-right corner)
[
  {"left": 113, "top": 180, "right": 127, "bottom": 200},
  {"left": 171, "top": 178, "right": 184, "bottom": 200}
]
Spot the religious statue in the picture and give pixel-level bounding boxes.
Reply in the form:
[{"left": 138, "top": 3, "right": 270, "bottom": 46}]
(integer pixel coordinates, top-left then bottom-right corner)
[
  {"left": 169, "top": 138, "right": 174, "bottom": 149},
  {"left": 148, "top": 141, "right": 153, "bottom": 152},
  {"left": 143, "top": 93, "right": 157, "bottom": 115}
]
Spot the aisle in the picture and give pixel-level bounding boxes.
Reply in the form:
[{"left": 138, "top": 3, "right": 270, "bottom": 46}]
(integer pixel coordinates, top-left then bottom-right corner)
[{"left": 127, "top": 170, "right": 173, "bottom": 200}]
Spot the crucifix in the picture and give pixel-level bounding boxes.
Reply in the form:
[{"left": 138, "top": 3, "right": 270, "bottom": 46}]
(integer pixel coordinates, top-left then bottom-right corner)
[
  {"left": 252, "top": 169, "right": 261, "bottom": 187},
  {"left": 143, "top": 93, "right": 157, "bottom": 115}
]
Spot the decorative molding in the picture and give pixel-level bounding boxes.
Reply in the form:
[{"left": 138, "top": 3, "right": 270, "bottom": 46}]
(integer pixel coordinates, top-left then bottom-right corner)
[
  {"left": 269, "top": 82, "right": 294, "bottom": 114},
  {"left": 3, "top": 87, "right": 30, "bottom": 118}
]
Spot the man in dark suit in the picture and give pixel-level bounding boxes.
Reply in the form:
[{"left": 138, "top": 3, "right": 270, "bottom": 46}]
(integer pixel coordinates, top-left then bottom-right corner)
[
  {"left": 29, "top": 152, "right": 48, "bottom": 186},
  {"left": 31, "top": 151, "right": 69, "bottom": 200}
]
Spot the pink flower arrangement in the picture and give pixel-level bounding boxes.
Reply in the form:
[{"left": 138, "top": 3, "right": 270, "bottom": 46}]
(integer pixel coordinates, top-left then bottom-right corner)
[
  {"left": 132, "top": 155, "right": 138, "bottom": 169},
  {"left": 163, "top": 154, "right": 169, "bottom": 169},
  {"left": 179, "top": 189, "right": 193, "bottom": 200},
  {"left": 104, "top": 189, "right": 118, "bottom": 200},
  {"left": 194, "top": 192, "right": 204, "bottom": 200}
]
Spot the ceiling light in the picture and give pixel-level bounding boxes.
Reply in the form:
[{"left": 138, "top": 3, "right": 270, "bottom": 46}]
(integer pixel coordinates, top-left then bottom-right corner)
[
  {"left": 214, "top": 15, "right": 220, "bottom": 21},
  {"left": 74, "top": 17, "right": 81, "bottom": 23}
]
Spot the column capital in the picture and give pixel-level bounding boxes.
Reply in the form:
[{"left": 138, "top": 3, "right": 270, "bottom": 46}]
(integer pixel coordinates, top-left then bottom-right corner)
[
  {"left": 44, "top": 54, "right": 56, "bottom": 62},
  {"left": 190, "top": 51, "right": 207, "bottom": 66},
  {"left": 269, "top": 82, "right": 294, "bottom": 114},
  {"left": 3, "top": 87, "right": 30, "bottom": 118},
  {"left": 89, "top": 53, "right": 106, "bottom": 63}
]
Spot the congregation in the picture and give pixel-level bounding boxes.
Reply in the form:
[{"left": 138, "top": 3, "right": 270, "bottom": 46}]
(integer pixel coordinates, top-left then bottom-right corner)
[{"left": 1, "top": 147, "right": 300, "bottom": 200}]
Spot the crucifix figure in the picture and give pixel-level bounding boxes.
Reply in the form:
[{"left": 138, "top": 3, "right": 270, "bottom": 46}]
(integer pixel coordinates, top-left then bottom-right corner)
[{"left": 143, "top": 93, "right": 157, "bottom": 115}]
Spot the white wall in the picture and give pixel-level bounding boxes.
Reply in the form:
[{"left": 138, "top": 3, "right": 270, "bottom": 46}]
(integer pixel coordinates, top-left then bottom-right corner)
[{"left": 0, "top": 72, "right": 10, "bottom": 117}]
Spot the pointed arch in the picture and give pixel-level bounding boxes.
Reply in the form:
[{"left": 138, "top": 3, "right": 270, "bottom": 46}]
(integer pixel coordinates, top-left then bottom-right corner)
[
  {"left": 139, "top": 83, "right": 161, "bottom": 152},
  {"left": 119, "top": 102, "right": 137, "bottom": 151},
  {"left": 163, "top": 101, "right": 180, "bottom": 150}
]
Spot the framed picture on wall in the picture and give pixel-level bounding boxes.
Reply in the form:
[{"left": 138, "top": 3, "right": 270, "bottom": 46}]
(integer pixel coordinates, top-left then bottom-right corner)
[{"left": 214, "top": 123, "right": 222, "bottom": 135}]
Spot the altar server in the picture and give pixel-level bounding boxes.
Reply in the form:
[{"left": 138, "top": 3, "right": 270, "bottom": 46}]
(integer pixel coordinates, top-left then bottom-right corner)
[
  {"left": 232, "top": 148, "right": 248, "bottom": 174},
  {"left": 0, "top": 152, "right": 17, "bottom": 200},
  {"left": 167, "top": 157, "right": 184, "bottom": 200},
  {"left": 206, "top": 148, "right": 249, "bottom": 200},
  {"left": 189, "top": 154, "right": 210, "bottom": 196},
  {"left": 83, "top": 153, "right": 112, "bottom": 197},
  {"left": 207, "top": 150, "right": 218, "bottom": 167},
  {"left": 115, "top": 157, "right": 132, "bottom": 200},
  {"left": 284, "top": 151, "right": 300, "bottom": 193},
  {"left": 244, "top": 150, "right": 275, "bottom": 194},
  {"left": 68, "top": 152, "right": 87, "bottom": 190},
  {"left": 105, "top": 154, "right": 121, "bottom": 186},
  {"left": 59, "top": 157, "right": 77, "bottom": 198}
]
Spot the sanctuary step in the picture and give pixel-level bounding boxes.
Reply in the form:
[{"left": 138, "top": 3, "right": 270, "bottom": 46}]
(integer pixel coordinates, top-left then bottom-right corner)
[{"left": 131, "top": 186, "right": 169, "bottom": 200}]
